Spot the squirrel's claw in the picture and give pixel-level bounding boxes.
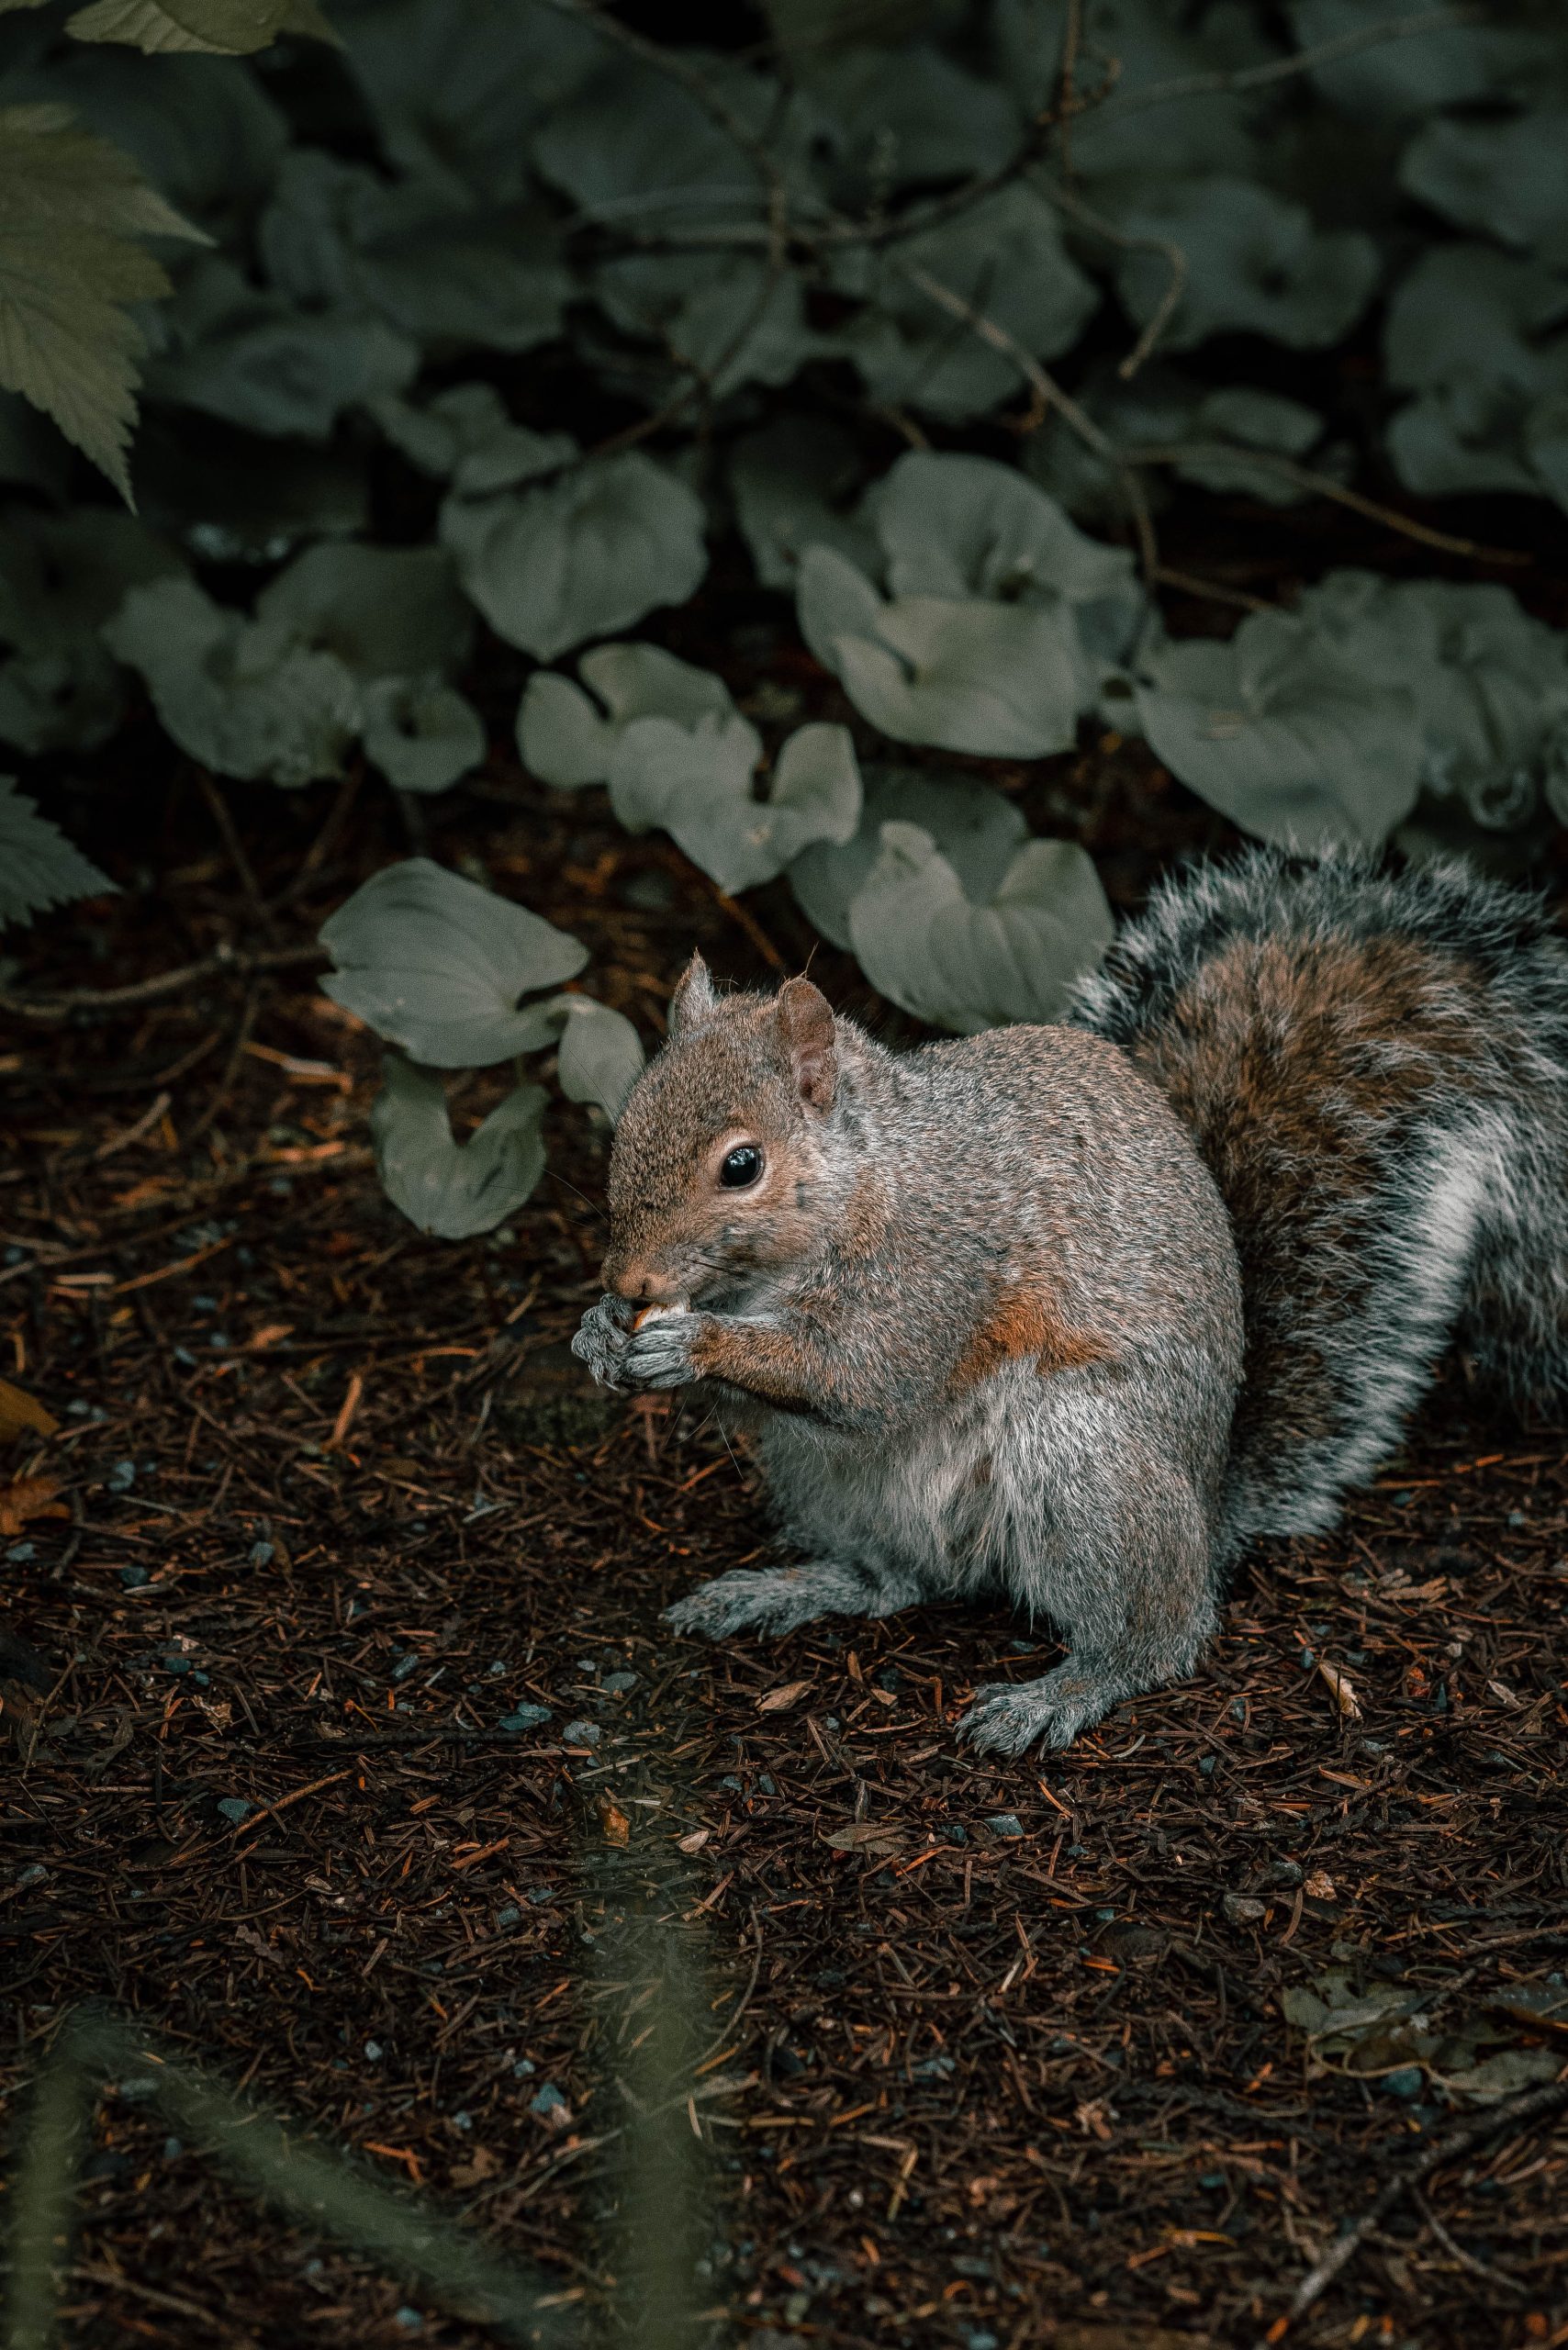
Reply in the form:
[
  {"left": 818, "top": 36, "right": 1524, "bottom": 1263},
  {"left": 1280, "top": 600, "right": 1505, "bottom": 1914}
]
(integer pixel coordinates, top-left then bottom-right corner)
[
  {"left": 958, "top": 1662, "right": 1124, "bottom": 1755},
  {"left": 572, "top": 1294, "right": 633, "bottom": 1390}
]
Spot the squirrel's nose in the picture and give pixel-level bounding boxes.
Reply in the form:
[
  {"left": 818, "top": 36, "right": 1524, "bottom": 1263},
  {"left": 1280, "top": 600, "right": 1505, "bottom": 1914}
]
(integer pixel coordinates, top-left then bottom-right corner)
[{"left": 602, "top": 1256, "right": 683, "bottom": 1306}]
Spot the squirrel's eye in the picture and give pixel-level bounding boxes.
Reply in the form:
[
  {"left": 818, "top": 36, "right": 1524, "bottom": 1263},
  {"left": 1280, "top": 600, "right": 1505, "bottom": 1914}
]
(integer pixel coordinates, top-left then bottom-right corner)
[{"left": 719, "top": 1143, "right": 764, "bottom": 1189}]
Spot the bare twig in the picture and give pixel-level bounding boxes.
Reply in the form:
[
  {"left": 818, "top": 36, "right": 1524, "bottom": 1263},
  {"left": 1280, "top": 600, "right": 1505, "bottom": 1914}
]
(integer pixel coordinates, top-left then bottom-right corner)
[
  {"left": 1056, "top": 0, "right": 1083, "bottom": 184},
  {"left": 1046, "top": 183, "right": 1188, "bottom": 380},
  {"left": 1274, "top": 2076, "right": 1568, "bottom": 2334},
  {"left": 1150, "top": 567, "right": 1272, "bottom": 615},
  {"left": 1126, "top": 442, "right": 1531, "bottom": 564},
  {"left": 192, "top": 769, "right": 280, "bottom": 946},
  {"left": 894, "top": 259, "right": 1159, "bottom": 580},
  {"left": 1410, "top": 2188, "right": 1528, "bottom": 2296},
  {"left": 1104, "top": 6, "right": 1482, "bottom": 119},
  {"left": 0, "top": 943, "right": 322, "bottom": 1024}
]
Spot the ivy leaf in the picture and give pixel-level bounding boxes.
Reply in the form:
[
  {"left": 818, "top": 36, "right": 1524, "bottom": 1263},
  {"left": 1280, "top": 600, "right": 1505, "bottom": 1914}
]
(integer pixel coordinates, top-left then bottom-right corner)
[
  {"left": 593, "top": 252, "right": 822, "bottom": 404},
  {"left": 550, "top": 995, "right": 644, "bottom": 1123},
  {"left": 441, "top": 450, "right": 709, "bottom": 663},
  {"left": 798, "top": 546, "right": 1082, "bottom": 758},
  {"left": 1135, "top": 610, "right": 1421, "bottom": 848},
  {"left": 371, "top": 1058, "right": 547, "bottom": 1241},
  {"left": 318, "top": 857, "right": 588, "bottom": 1069},
  {"left": 1383, "top": 244, "right": 1568, "bottom": 507},
  {"left": 372, "top": 385, "right": 575, "bottom": 497},
  {"left": 360, "top": 677, "right": 486, "bottom": 796},
  {"left": 0, "top": 773, "right": 114, "bottom": 929},
  {"left": 609, "top": 714, "right": 861, "bottom": 896},
  {"left": 255, "top": 543, "right": 471, "bottom": 681},
  {"left": 518, "top": 643, "right": 733, "bottom": 789},
  {"left": 1109, "top": 177, "right": 1381, "bottom": 352},
  {"left": 873, "top": 451, "right": 1136, "bottom": 607},
  {"left": 847, "top": 822, "right": 1114, "bottom": 1033},
  {"left": 62, "top": 0, "right": 337, "bottom": 54},
  {"left": 728, "top": 416, "right": 876, "bottom": 591},
  {"left": 0, "top": 102, "right": 207, "bottom": 499},
  {"left": 791, "top": 762, "right": 1029, "bottom": 950},
  {"left": 145, "top": 253, "right": 418, "bottom": 440},
  {"left": 104, "top": 576, "right": 361, "bottom": 786}
]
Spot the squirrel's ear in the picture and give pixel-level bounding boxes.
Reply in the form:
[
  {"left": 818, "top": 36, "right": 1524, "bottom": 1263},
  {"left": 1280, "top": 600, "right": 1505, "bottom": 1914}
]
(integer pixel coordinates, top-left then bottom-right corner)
[
  {"left": 669, "top": 951, "right": 719, "bottom": 1035},
  {"left": 776, "top": 976, "right": 836, "bottom": 1112}
]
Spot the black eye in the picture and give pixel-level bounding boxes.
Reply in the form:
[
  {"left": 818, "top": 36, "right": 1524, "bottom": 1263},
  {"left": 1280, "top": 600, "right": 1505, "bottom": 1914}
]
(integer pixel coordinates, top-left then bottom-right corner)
[{"left": 719, "top": 1144, "right": 764, "bottom": 1189}]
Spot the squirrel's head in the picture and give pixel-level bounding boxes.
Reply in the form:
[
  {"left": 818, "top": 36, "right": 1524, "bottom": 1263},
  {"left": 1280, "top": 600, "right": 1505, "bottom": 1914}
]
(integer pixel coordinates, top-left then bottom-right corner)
[{"left": 601, "top": 952, "right": 841, "bottom": 1312}]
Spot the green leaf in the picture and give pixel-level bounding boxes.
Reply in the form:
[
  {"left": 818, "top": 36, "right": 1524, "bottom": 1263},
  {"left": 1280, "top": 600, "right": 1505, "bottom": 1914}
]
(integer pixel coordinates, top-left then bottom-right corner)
[
  {"left": 1135, "top": 610, "right": 1422, "bottom": 848},
  {"left": 791, "top": 762, "right": 1029, "bottom": 950},
  {"left": 532, "top": 54, "right": 798, "bottom": 232},
  {"left": 0, "top": 773, "right": 115, "bottom": 929},
  {"left": 370, "top": 384, "right": 575, "bottom": 495},
  {"left": 1288, "top": 0, "right": 1548, "bottom": 118},
  {"left": 1110, "top": 177, "right": 1381, "bottom": 352},
  {"left": 440, "top": 451, "right": 708, "bottom": 663},
  {"left": 846, "top": 822, "right": 1114, "bottom": 1033},
  {"left": 609, "top": 713, "right": 861, "bottom": 896},
  {"left": 255, "top": 543, "right": 471, "bottom": 681},
  {"left": 1023, "top": 0, "right": 1267, "bottom": 180},
  {"left": 807, "top": 40, "right": 1017, "bottom": 200},
  {"left": 318, "top": 857, "right": 588, "bottom": 1068},
  {"left": 799, "top": 547, "right": 1082, "bottom": 758},
  {"left": 593, "top": 252, "right": 821, "bottom": 404},
  {"left": 1402, "top": 109, "right": 1568, "bottom": 264},
  {"left": 1383, "top": 244, "right": 1568, "bottom": 508},
  {"left": 873, "top": 451, "right": 1136, "bottom": 607},
  {"left": 0, "top": 506, "right": 184, "bottom": 654},
  {"left": 145, "top": 254, "right": 419, "bottom": 440},
  {"left": 728, "top": 416, "right": 876, "bottom": 592},
  {"left": 1170, "top": 387, "right": 1326, "bottom": 504},
  {"left": 63, "top": 0, "right": 334, "bottom": 54},
  {"left": 834, "top": 183, "right": 1098, "bottom": 423},
  {"left": 371, "top": 1057, "right": 547, "bottom": 1240},
  {"left": 0, "top": 101, "right": 207, "bottom": 499},
  {"left": 0, "top": 643, "right": 125, "bottom": 754},
  {"left": 103, "top": 575, "right": 361, "bottom": 786},
  {"left": 342, "top": 0, "right": 601, "bottom": 205},
  {"left": 517, "top": 643, "right": 733, "bottom": 789},
  {"left": 551, "top": 995, "right": 644, "bottom": 1123},
  {"left": 261, "top": 150, "right": 571, "bottom": 357},
  {"left": 361, "top": 677, "right": 486, "bottom": 796}
]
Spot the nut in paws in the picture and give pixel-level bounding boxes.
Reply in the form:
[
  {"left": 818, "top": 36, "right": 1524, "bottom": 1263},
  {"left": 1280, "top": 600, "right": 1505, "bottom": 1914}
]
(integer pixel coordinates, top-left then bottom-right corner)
[{"left": 620, "top": 1309, "right": 702, "bottom": 1392}]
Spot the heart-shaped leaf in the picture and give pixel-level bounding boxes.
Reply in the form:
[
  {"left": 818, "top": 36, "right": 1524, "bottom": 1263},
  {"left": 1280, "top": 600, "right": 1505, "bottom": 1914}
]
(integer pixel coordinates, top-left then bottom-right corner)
[
  {"left": 848, "top": 822, "right": 1114, "bottom": 1032},
  {"left": 517, "top": 643, "right": 733, "bottom": 789},
  {"left": 791, "top": 763, "right": 1028, "bottom": 950},
  {"left": 360, "top": 676, "right": 486, "bottom": 796},
  {"left": 551, "top": 996, "right": 644, "bottom": 1123},
  {"left": 609, "top": 712, "right": 860, "bottom": 895},
  {"left": 371, "top": 1058, "right": 547, "bottom": 1240},
  {"left": 319, "top": 857, "right": 587, "bottom": 1068},
  {"left": 255, "top": 543, "right": 472, "bottom": 681},
  {"left": 441, "top": 449, "right": 708, "bottom": 662},
  {"left": 1110, "top": 176, "right": 1381, "bottom": 352}
]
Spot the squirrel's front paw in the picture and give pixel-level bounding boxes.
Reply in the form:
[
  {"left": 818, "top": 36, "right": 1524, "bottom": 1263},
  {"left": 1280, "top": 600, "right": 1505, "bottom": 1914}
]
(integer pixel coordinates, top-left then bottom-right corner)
[
  {"left": 958, "top": 1658, "right": 1126, "bottom": 1755},
  {"left": 619, "top": 1310, "right": 703, "bottom": 1393},
  {"left": 572, "top": 1294, "right": 633, "bottom": 1389}
]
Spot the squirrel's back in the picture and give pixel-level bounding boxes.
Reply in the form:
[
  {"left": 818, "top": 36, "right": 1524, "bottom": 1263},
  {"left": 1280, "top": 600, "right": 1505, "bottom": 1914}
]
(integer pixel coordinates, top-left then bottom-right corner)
[{"left": 1070, "top": 844, "right": 1568, "bottom": 1542}]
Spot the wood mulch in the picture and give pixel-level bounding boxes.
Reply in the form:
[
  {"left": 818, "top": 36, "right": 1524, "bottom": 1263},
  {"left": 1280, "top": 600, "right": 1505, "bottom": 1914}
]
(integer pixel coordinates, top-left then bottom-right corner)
[{"left": 4, "top": 576, "right": 1568, "bottom": 2350}]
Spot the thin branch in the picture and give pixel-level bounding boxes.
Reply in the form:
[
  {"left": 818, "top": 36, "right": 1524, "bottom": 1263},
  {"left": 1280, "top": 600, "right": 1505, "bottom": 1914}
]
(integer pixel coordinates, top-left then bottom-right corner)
[
  {"left": 894, "top": 259, "right": 1159, "bottom": 581},
  {"left": 1410, "top": 2188, "right": 1528, "bottom": 2296},
  {"left": 0, "top": 943, "right": 323, "bottom": 1024},
  {"left": 1056, "top": 0, "right": 1083, "bottom": 185},
  {"left": 1126, "top": 441, "right": 1531, "bottom": 564},
  {"left": 1103, "top": 5, "right": 1483, "bottom": 119},
  {"left": 1045, "top": 182, "right": 1187, "bottom": 379},
  {"left": 191, "top": 768, "right": 280, "bottom": 945},
  {"left": 1276, "top": 2076, "right": 1568, "bottom": 2333},
  {"left": 1150, "top": 566, "right": 1272, "bottom": 615}
]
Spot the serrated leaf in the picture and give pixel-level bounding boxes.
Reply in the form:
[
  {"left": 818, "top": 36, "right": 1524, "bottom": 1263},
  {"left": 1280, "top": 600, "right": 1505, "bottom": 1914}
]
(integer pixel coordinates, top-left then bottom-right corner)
[
  {"left": 550, "top": 996, "right": 644, "bottom": 1122},
  {"left": 0, "top": 772, "right": 114, "bottom": 929},
  {"left": 319, "top": 857, "right": 588, "bottom": 1069},
  {"left": 609, "top": 713, "right": 860, "bottom": 896},
  {"left": 371, "top": 1058, "right": 546, "bottom": 1240},
  {"left": 517, "top": 643, "right": 733, "bottom": 789},
  {"left": 63, "top": 0, "right": 330, "bottom": 54},
  {"left": 144, "top": 253, "right": 418, "bottom": 440},
  {"left": 361, "top": 677, "right": 485, "bottom": 796},
  {"left": 440, "top": 451, "right": 708, "bottom": 664},
  {"left": 798, "top": 547, "right": 1081, "bottom": 758},
  {"left": 728, "top": 416, "right": 876, "bottom": 591},
  {"left": 104, "top": 575, "right": 360, "bottom": 786},
  {"left": 0, "top": 102, "right": 207, "bottom": 498},
  {"left": 847, "top": 822, "right": 1114, "bottom": 1033},
  {"left": 1109, "top": 176, "right": 1381, "bottom": 352},
  {"left": 255, "top": 543, "right": 471, "bottom": 682},
  {"left": 791, "top": 763, "right": 1028, "bottom": 950},
  {"left": 1135, "top": 610, "right": 1421, "bottom": 849}
]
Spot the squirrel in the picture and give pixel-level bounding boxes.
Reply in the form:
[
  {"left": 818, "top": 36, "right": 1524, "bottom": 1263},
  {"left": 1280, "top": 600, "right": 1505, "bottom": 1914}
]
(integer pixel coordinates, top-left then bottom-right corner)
[{"left": 573, "top": 843, "right": 1568, "bottom": 1752}]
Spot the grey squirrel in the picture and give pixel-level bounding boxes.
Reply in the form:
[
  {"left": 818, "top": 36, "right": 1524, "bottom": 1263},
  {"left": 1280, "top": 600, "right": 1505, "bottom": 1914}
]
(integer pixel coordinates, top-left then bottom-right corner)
[{"left": 573, "top": 845, "right": 1568, "bottom": 1752}]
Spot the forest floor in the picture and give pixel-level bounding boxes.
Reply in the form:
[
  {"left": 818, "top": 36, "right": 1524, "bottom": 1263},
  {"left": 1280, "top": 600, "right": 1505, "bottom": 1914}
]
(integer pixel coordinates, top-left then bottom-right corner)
[{"left": 5, "top": 517, "right": 1568, "bottom": 2350}]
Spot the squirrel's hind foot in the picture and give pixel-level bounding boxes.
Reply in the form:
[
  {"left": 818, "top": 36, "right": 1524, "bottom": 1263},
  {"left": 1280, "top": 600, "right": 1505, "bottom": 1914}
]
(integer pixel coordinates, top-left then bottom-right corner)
[
  {"left": 959, "top": 1657, "right": 1132, "bottom": 1754},
  {"left": 664, "top": 1557, "right": 922, "bottom": 1640}
]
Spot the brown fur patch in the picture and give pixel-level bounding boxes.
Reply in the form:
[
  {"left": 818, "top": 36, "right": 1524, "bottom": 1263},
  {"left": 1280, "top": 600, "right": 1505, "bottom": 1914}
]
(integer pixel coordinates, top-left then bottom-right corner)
[{"left": 949, "top": 1288, "right": 1109, "bottom": 1393}]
